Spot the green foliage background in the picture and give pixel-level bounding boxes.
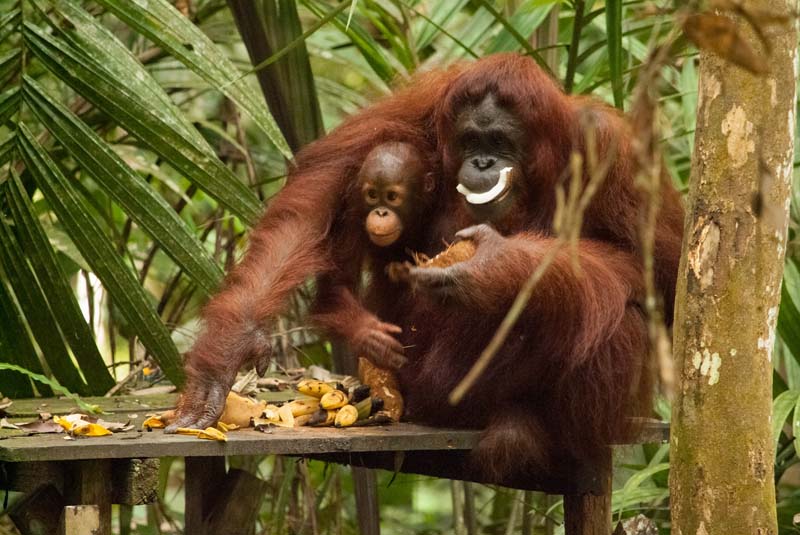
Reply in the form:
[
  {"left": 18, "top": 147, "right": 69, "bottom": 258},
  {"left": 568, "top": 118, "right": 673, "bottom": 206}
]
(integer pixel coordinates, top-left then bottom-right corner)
[{"left": 0, "top": 0, "right": 798, "bottom": 533}]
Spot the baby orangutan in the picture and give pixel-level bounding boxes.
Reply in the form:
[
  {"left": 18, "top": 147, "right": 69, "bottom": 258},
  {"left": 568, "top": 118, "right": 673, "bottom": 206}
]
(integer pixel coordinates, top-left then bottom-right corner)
[{"left": 311, "top": 141, "right": 437, "bottom": 420}]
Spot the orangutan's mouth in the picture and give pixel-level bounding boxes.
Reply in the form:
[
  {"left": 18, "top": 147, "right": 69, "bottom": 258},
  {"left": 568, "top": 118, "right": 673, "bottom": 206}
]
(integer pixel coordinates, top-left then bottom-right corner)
[
  {"left": 456, "top": 167, "right": 512, "bottom": 205},
  {"left": 369, "top": 229, "right": 402, "bottom": 246}
]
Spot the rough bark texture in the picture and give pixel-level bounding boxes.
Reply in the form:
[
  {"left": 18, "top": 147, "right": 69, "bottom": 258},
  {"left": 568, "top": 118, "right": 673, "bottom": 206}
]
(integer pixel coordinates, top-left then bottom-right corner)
[{"left": 670, "top": 4, "right": 798, "bottom": 535}]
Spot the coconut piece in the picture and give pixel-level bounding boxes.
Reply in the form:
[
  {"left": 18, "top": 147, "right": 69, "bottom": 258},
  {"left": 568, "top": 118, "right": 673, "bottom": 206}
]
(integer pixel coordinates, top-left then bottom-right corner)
[
  {"left": 358, "top": 357, "right": 403, "bottom": 421},
  {"left": 416, "top": 239, "right": 476, "bottom": 268}
]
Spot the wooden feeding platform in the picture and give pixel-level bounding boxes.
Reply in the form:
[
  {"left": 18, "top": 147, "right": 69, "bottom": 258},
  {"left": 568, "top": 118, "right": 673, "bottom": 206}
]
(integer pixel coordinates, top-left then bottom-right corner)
[{"left": 0, "top": 393, "right": 669, "bottom": 535}]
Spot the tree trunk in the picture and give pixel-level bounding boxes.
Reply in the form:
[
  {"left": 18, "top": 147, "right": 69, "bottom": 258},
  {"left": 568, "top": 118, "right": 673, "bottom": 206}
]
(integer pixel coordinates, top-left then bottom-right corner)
[{"left": 670, "top": 4, "right": 797, "bottom": 535}]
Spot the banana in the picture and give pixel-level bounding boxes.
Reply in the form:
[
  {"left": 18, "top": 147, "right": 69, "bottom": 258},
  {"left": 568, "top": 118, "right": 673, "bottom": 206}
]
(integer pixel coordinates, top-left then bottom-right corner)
[
  {"left": 287, "top": 398, "right": 320, "bottom": 417},
  {"left": 264, "top": 404, "right": 281, "bottom": 421},
  {"left": 320, "top": 390, "right": 348, "bottom": 410},
  {"left": 296, "top": 380, "right": 335, "bottom": 398},
  {"left": 278, "top": 404, "right": 295, "bottom": 426},
  {"left": 309, "top": 408, "right": 337, "bottom": 426},
  {"left": 334, "top": 405, "right": 358, "bottom": 427},
  {"left": 351, "top": 384, "right": 371, "bottom": 403},
  {"left": 354, "top": 397, "right": 372, "bottom": 420},
  {"left": 294, "top": 414, "right": 312, "bottom": 427}
]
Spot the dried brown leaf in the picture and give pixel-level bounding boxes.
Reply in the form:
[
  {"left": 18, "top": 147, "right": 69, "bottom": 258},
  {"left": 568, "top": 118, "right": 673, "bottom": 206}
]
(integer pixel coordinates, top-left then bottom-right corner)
[{"left": 683, "top": 13, "right": 768, "bottom": 74}]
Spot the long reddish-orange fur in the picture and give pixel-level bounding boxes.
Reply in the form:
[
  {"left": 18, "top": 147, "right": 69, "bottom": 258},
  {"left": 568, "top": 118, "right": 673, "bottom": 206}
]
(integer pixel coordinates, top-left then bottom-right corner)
[
  {"left": 176, "top": 53, "right": 684, "bottom": 481},
  {"left": 384, "top": 53, "right": 684, "bottom": 478}
]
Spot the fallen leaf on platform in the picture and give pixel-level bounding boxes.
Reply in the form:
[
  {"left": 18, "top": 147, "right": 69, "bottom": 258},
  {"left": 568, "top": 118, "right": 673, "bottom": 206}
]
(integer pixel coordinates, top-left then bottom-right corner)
[{"left": 0, "top": 418, "right": 19, "bottom": 430}]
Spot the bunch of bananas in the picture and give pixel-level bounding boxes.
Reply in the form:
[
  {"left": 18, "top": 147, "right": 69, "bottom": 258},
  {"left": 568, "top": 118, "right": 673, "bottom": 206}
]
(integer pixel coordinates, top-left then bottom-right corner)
[{"left": 254, "top": 381, "right": 386, "bottom": 429}]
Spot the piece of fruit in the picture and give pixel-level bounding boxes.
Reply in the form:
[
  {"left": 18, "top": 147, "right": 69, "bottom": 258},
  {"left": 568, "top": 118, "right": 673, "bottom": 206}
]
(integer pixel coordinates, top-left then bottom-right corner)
[
  {"left": 320, "top": 390, "right": 348, "bottom": 410},
  {"left": 334, "top": 405, "right": 358, "bottom": 427},
  {"left": 296, "top": 380, "right": 335, "bottom": 398},
  {"left": 308, "top": 408, "right": 337, "bottom": 426},
  {"left": 278, "top": 404, "right": 295, "bottom": 426},
  {"left": 417, "top": 239, "right": 476, "bottom": 268},
  {"left": 287, "top": 398, "right": 320, "bottom": 417},
  {"left": 351, "top": 384, "right": 371, "bottom": 403},
  {"left": 219, "top": 391, "right": 267, "bottom": 428},
  {"left": 197, "top": 427, "right": 227, "bottom": 441},
  {"left": 358, "top": 357, "right": 403, "bottom": 421},
  {"left": 354, "top": 397, "right": 372, "bottom": 420},
  {"left": 142, "top": 416, "right": 166, "bottom": 429},
  {"left": 294, "top": 414, "right": 312, "bottom": 427}
]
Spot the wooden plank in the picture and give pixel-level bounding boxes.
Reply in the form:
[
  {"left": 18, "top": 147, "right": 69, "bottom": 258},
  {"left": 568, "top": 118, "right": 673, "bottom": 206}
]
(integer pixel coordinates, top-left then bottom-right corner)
[
  {"left": 352, "top": 467, "right": 380, "bottom": 535},
  {"left": 8, "top": 484, "right": 64, "bottom": 535},
  {"left": 60, "top": 505, "right": 100, "bottom": 535},
  {"left": 112, "top": 458, "right": 159, "bottom": 505},
  {"left": 63, "top": 460, "right": 112, "bottom": 535},
  {"left": 185, "top": 456, "right": 226, "bottom": 535},
  {"left": 563, "top": 451, "right": 612, "bottom": 535},
  {"left": 2, "top": 459, "right": 158, "bottom": 505},
  {"left": 0, "top": 424, "right": 480, "bottom": 462},
  {"left": 206, "top": 468, "right": 269, "bottom": 535},
  {"left": 3, "top": 391, "right": 296, "bottom": 419},
  {"left": 310, "top": 450, "right": 610, "bottom": 495}
]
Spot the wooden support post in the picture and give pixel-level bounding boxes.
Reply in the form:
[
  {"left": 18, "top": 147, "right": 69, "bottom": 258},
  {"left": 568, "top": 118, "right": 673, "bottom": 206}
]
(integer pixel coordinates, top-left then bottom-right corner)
[
  {"left": 206, "top": 468, "right": 269, "bottom": 535},
  {"left": 8, "top": 484, "right": 64, "bottom": 535},
  {"left": 185, "top": 456, "right": 226, "bottom": 535},
  {"left": 352, "top": 466, "right": 380, "bottom": 535},
  {"left": 563, "top": 451, "right": 612, "bottom": 535},
  {"left": 61, "top": 505, "right": 100, "bottom": 535},
  {"left": 63, "top": 460, "right": 112, "bottom": 535}
]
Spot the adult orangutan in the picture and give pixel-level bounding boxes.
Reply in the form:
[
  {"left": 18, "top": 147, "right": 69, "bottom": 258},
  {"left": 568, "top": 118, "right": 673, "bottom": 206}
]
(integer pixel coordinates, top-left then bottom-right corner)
[
  {"left": 167, "top": 53, "right": 684, "bottom": 482},
  {"left": 385, "top": 53, "right": 684, "bottom": 477}
]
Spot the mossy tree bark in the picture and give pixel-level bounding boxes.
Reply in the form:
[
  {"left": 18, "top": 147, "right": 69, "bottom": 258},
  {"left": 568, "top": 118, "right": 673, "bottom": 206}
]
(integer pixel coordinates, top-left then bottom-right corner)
[{"left": 670, "top": 4, "right": 797, "bottom": 535}]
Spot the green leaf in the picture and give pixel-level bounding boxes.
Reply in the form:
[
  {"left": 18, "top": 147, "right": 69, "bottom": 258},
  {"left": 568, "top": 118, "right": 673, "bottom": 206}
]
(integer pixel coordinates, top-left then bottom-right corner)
[
  {"left": 0, "top": 87, "right": 20, "bottom": 125},
  {"left": 605, "top": 0, "right": 624, "bottom": 108},
  {"left": 0, "top": 133, "right": 15, "bottom": 165},
  {"left": 304, "top": 0, "right": 398, "bottom": 83},
  {"left": 92, "top": 0, "right": 292, "bottom": 159},
  {"left": 0, "top": 281, "right": 39, "bottom": 398},
  {"left": 17, "top": 124, "right": 185, "bottom": 387},
  {"left": 486, "top": 3, "right": 554, "bottom": 54},
  {"left": 231, "top": 0, "right": 325, "bottom": 152},
  {"left": 23, "top": 77, "right": 223, "bottom": 296},
  {"left": 414, "top": 0, "right": 470, "bottom": 51},
  {"left": 778, "top": 282, "right": 800, "bottom": 366},
  {"left": 22, "top": 22, "right": 263, "bottom": 225},
  {"left": 0, "top": 214, "right": 88, "bottom": 394},
  {"left": 472, "top": 0, "right": 552, "bottom": 75},
  {"left": 49, "top": 0, "right": 211, "bottom": 149},
  {"left": 6, "top": 172, "right": 115, "bottom": 393},
  {"left": 0, "top": 363, "right": 100, "bottom": 414},
  {"left": 774, "top": 389, "right": 799, "bottom": 450},
  {"left": 0, "top": 48, "right": 21, "bottom": 87}
]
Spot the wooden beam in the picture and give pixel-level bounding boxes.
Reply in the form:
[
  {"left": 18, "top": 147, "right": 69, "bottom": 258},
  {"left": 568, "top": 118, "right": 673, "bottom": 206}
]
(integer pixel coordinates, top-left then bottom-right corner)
[
  {"left": 185, "top": 456, "right": 226, "bottom": 535},
  {"left": 8, "top": 484, "right": 64, "bottom": 535},
  {"left": 206, "top": 468, "right": 269, "bottom": 535},
  {"left": 63, "top": 460, "right": 112, "bottom": 535},
  {"left": 563, "top": 450, "right": 612, "bottom": 535},
  {"left": 60, "top": 505, "right": 100, "bottom": 535}
]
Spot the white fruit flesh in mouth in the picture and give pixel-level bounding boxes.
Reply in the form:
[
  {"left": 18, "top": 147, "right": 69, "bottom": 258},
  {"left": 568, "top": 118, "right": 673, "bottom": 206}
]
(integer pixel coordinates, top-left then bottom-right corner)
[{"left": 456, "top": 167, "right": 512, "bottom": 205}]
